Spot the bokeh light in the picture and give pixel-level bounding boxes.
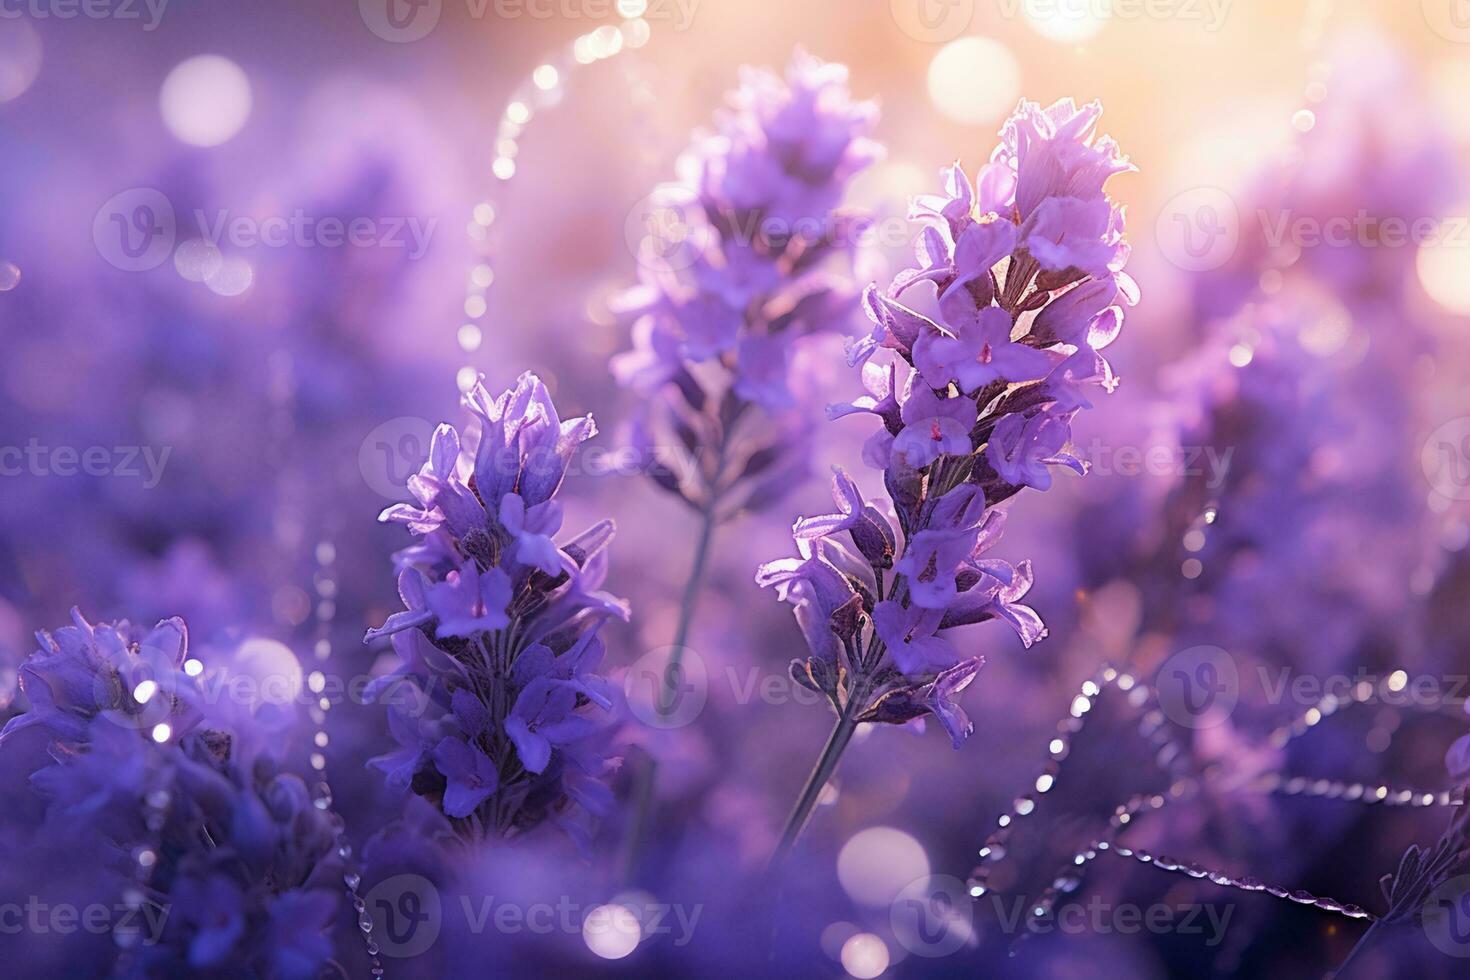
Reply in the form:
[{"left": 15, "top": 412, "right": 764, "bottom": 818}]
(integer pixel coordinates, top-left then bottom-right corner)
[
  {"left": 160, "top": 55, "right": 253, "bottom": 147},
  {"left": 0, "top": 19, "right": 42, "bottom": 103},
  {"left": 1023, "top": 0, "right": 1108, "bottom": 43},
  {"left": 173, "top": 239, "right": 224, "bottom": 283},
  {"left": 1417, "top": 228, "right": 1470, "bottom": 314},
  {"left": 927, "top": 37, "right": 1021, "bottom": 126},
  {"left": 839, "top": 933, "right": 889, "bottom": 979},
  {"left": 205, "top": 255, "right": 254, "bottom": 297},
  {"left": 230, "top": 637, "right": 303, "bottom": 707},
  {"left": 836, "top": 826, "right": 930, "bottom": 907},
  {"left": 582, "top": 904, "right": 640, "bottom": 959}
]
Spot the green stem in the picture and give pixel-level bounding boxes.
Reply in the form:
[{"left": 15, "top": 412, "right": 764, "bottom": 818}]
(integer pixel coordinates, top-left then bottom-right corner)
[
  {"left": 617, "top": 502, "right": 720, "bottom": 882},
  {"left": 661, "top": 505, "right": 718, "bottom": 702},
  {"left": 769, "top": 698, "right": 862, "bottom": 870},
  {"left": 1331, "top": 918, "right": 1383, "bottom": 978}
]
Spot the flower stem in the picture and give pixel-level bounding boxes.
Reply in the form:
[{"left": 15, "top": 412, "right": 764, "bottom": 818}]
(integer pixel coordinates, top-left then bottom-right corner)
[
  {"left": 617, "top": 502, "right": 719, "bottom": 882},
  {"left": 662, "top": 504, "right": 718, "bottom": 698},
  {"left": 1331, "top": 919, "right": 1384, "bottom": 978},
  {"left": 769, "top": 700, "right": 861, "bottom": 870}
]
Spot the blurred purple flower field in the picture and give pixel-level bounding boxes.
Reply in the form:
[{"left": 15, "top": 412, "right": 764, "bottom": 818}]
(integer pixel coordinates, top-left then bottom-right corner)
[{"left": 3, "top": 1, "right": 1470, "bottom": 977}]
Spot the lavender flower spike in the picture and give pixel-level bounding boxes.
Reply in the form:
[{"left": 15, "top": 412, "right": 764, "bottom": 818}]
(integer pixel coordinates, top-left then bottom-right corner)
[
  {"left": 610, "top": 50, "right": 882, "bottom": 862},
  {"left": 762, "top": 97, "right": 1135, "bottom": 865},
  {"left": 5, "top": 610, "right": 342, "bottom": 977},
  {"left": 367, "top": 372, "right": 628, "bottom": 847}
]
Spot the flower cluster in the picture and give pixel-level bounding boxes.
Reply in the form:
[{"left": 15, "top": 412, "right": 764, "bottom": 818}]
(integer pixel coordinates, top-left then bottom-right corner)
[
  {"left": 367, "top": 372, "right": 628, "bottom": 846},
  {"left": 611, "top": 50, "right": 881, "bottom": 517},
  {"left": 1, "top": 610, "right": 341, "bottom": 978},
  {"left": 760, "top": 98, "right": 1136, "bottom": 747},
  {"left": 1, "top": 607, "right": 197, "bottom": 748}
]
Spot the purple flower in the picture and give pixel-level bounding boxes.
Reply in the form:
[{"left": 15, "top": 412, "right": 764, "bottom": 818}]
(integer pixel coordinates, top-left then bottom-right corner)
[
  {"left": 851, "top": 288, "right": 930, "bottom": 366},
  {"left": 1001, "top": 98, "right": 1134, "bottom": 221},
  {"left": 610, "top": 315, "right": 683, "bottom": 391},
  {"left": 756, "top": 536, "right": 858, "bottom": 618},
  {"left": 1021, "top": 195, "right": 1125, "bottom": 279},
  {"left": 892, "top": 383, "right": 977, "bottom": 470},
  {"left": 913, "top": 304, "right": 1053, "bottom": 393},
  {"left": 734, "top": 333, "right": 794, "bottom": 409},
  {"left": 499, "top": 493, "right": 564, "bottom": 575},
  {"left": 860, "top": 658, "right": 985, "bottom": 748},
  {"left": 612, "top": 51, "right": 881, "bottom": 526},
  {"left": 793, "top": 468, "right": 866, "bottom": 540},
  {"left": 872, "top": 601, "right": 956, "bottom": 676},
  {"left": 1031, "top": 276, "right": 1123, "bottom": 347},
  {"left": 364, "top": 568, "right": 434, "bottom": 641},
  {"left": 426, "top": 561, "right": 513, "bottom": 638},
  {"left": 940, "top": 560, "right": 1047, "bottom": 648},
  {"left": 433, "top": 735, "right": 500, "bottom": 818},
  {"left": 795, "top": 468, "right": 898, "bottom": 570},
  {"left": 893, "top": 485, "right": 988, "bottom": 610},
  {"left": 5, "top": 610, "right": 344, "bottom": 977},
  {"left": 366, "top": 373, "right": 626, "bottom": 842},
  {"left": 938, "top": 219, "right": 1018, "bottom": 311},
  {"left": 827, "top": 359, "right": 902, "bottom": 431},
  {"left": 505, "top": 677, "right": 598, "bottom": 775},
  {"left": 1, "top": 608, "right": 196, "bottom": 748},
  {"left": 758, "top": 95, "right": 1134, "bottom": 764},
  {"left": 986, "top": 410, "right": 1085, "bottom": 491}
]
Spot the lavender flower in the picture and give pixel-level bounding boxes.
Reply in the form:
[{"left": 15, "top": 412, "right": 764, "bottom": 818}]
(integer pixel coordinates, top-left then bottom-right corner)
[
  {"left": 760, "top": 98, "right": 1135, "bottom": 863},
  {"left": 366, "top": 372, "right": 627, "bottom": 846},
  {"left": 608, "top": 51, "right": 881, "bottom": 864},
  {"left": 0, "top": 608, "right": 197, "bottom": 749},
  {"left": 611, "top": 49, "right": 880, "bottom": 522},
  {"left": 2, "top": 610, "right": 342, "bottom": 978}
]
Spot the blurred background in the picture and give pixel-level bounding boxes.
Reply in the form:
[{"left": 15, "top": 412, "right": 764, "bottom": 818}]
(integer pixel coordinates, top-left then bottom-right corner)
[{"left": 3, "top": 0, "right": 1470, "bottom": 976}]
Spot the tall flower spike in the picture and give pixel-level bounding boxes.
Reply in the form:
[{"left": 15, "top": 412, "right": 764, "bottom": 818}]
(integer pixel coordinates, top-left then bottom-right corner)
[
  {"left": 368, "top": 372, "right": 628, "bottom": 847},
  {"left": 4, "top": 610, "right": 342, "bottom": 978},
  {"left": 611, "top": 48, "right": 880, "bottom": 526},
  {"left": 761, "top": 97, "right": 1135, "bottom": 865},
  {"left": 610, "top": 50, "right": 881, "bottom": 857}
]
